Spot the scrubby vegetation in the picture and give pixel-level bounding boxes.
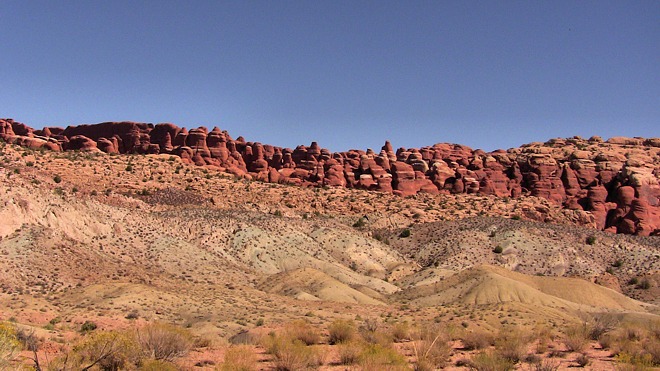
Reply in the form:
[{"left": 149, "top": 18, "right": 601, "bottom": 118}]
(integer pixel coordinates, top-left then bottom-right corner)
[{"left": 1, "top": 312, "right": 660, "bottom": 370}]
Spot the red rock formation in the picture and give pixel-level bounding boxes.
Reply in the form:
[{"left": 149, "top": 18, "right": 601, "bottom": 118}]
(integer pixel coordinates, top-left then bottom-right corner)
[{"left": 1, "top": 118, "right": 658, "bottom": 235}]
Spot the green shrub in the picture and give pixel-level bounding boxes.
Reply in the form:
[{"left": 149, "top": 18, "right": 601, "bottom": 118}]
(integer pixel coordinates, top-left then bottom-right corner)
[
  {"left": 74, "top": 330, "right": 141, "bottom": 370},
  {"left": 586, "top": 236, "right": 597, "bottom": 245},
  {"left": 637, "top": 279, "right": 651, "bottom": 290},
  {"left": 53, "top": 175, "right": 62, "bottom": 183},
  {"left": 353, "top": 217, "right": 367, "bottom": 228},
  {"left": 493, "top": 245, "right": 503, "bottom": 254},
  {"left": 80, "top": 320, "right": 97, "bottom": 333},
  {"left": 399, "top": 229, "right": 411, "bottom": 238}
]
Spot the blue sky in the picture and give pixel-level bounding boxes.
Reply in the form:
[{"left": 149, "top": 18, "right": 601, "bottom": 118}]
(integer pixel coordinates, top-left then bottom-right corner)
[{"left": 1, "top": 1, "right": 658, "bottom": 152}]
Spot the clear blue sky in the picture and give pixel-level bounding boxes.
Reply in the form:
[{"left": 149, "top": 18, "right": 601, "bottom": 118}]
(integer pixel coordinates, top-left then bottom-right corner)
[{"left": 1, "top": 1, "right": 658, "bottom": 152}]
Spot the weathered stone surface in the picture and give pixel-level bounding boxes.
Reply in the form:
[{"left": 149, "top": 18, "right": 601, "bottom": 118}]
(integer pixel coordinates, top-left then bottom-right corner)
[{"left": 2, "top": 118, "right": 658, "bottom": 235}]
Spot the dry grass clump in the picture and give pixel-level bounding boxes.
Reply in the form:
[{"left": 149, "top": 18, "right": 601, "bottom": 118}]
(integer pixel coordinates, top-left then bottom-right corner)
[
  {"left": 461, "top": 329, "right": 494, "bottom": 350},
  {"left": 136, "top": 322, "right": 193, "bottom": 362},
  {"left": 358, "top": 343, "right": 408, "bottom": 371},
  {"left": 327, "top": 319, "right": 355, "bottom": 345},
  {"left": 337, "top": 341, "right": 362, "bottom": 365},
  {"left": 274, "top": 340, "right": 323, "bottom": 370},
  {"left": 574, "top": 353, "right": 590, "bottom": 367},
  {"left": 587, "top": 314, "right": 619, "bottom": 340},
  {"left": 563, "top": 324, "right": 590, "bottom": 353},
  {"left": 359, "top": 318, "right": 393, "bottom": 347},
  {"left": 140, "top": 359, "right": 179, "bottom": 370},
  {"left": 283, "top": 320, "right": 320, "bottom": 346},
  {"left": 469, "top": 350, "right": 515, "bottom": 371},
  {"left": 604, "top": 323, "right": 660, "bottom": 368},
  {"left": 220, "top": 345, "right": 258, "bottom": 371},
  {"left": 529, "top": 359, "right": 560, "bottom": 371},
  {"left": 390, "top": 321, "right": 411, "bottom": 343},
  {"left": 261, "top": 331, "right": 323, "bottom": 370},
  {"left": 411, "top": 323, "right": 451, "bottom": 371},
  {"left": 533, "top": 325, "right": 555, "bottom": 354},
  {"left": 494, "top": 326, "right": 529, "bottom": 363}
]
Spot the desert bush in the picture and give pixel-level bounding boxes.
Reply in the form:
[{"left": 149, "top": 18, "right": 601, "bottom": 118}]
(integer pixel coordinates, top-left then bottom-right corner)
[
  {"left": 359, "top": 318, "right": 392, "bottom": 346},
  {"left": 622, "top": 326, "right": 645, "bottom": 342},
  {"left": 588, "top": 314, "right": 620, "bottom": 340},
  {"left": 338, "top": 341, "right": 361, "bottom": 365},
  {"left": 284, "top": 320, "right": 320, "bottom": 346},
  {"left": 80, "top": 320, "right": 98, "bottom": 333},
  {"left": 15, "top": 327, "right": 40, "bottom": 353},
  {"left": 492, "top": 245, "right": 503, "bottom": 253},
  {"left": 0, "top": 322, "right": 20, "bottom": 369},
  {"left": 461, "top": 329, "right": 494, "bottom": 350},
  {"left": 220, "top": 345, "right": 258, "bottom": 371},
  {"left": 637, "top": 279, "right": 651, "bottom": 290},
  {"left": 643, "top": 339, "right": 660, "bottom": 365},
  {"left": 586, "top": 236, "right": 597, "bottom": 245},
  {"left": 599, "top": 333, "right": 614, "bottom": 350},
  {"left": 563, "top": 324, "right": 590, "bottom": 352},
  {"left": 273, "top": 339, "right": 322, "bottom": 370},
  {"left": 469, "top": 350, "right": 515, "bottom": 371},
  {"left": 399, "top": 228, "right": 411, "bottom": 238},
  {"left": 353, "top": 217, "right": 367, "bottom": 228},
  {"left": 494, "top": 327, "right": 528, "bottom": 363},
  {"left": 74, "top": 330, "right": 141, "bottom": 371},
  {"left": 139, "top": 359, "right": 178, "bottom": 371},
  {"left": 328, "top": 319, "right": 355, "bottom": 345},
  {"left": 529, "top": 359, "right": 560, "bottom": 371},
  {"left": 575, "top": 353, "right": 590, "bottom": 367},
  {"left": 533, "top": 325, "right": 554, "bottom": 354},
  {"left": 358, "top": 343, "right": 408, "bottom": 371},
  {"left": 411, "top": 324, "right": 451, "bottom": 370},
  {"left": 615, "top": 351, "right": 655, "bottom": 370},
  {"left": 136, "top": 322, "right": 192, "bottom": 362},
  {"left": 229, "top": 331, "right": 259, "bottom": 345},
  {"left": 390, "top": 321, "right": 410, "bottom": 343}
]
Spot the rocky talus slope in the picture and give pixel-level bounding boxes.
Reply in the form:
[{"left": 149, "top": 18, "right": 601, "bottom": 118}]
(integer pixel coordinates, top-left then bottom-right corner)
[{"left": 1, "top": 118, "right": 658, "bottom": 235}]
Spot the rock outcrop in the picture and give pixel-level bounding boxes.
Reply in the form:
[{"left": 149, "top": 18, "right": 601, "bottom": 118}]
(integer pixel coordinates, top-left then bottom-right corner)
[{"left": 1, "top": 118, "right": 658, "bottom": 235}]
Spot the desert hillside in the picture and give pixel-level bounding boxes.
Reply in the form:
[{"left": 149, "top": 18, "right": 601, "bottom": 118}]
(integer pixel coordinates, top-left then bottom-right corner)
[{"left": 0, "top": 136, "right": 658, "bottom": 370}]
